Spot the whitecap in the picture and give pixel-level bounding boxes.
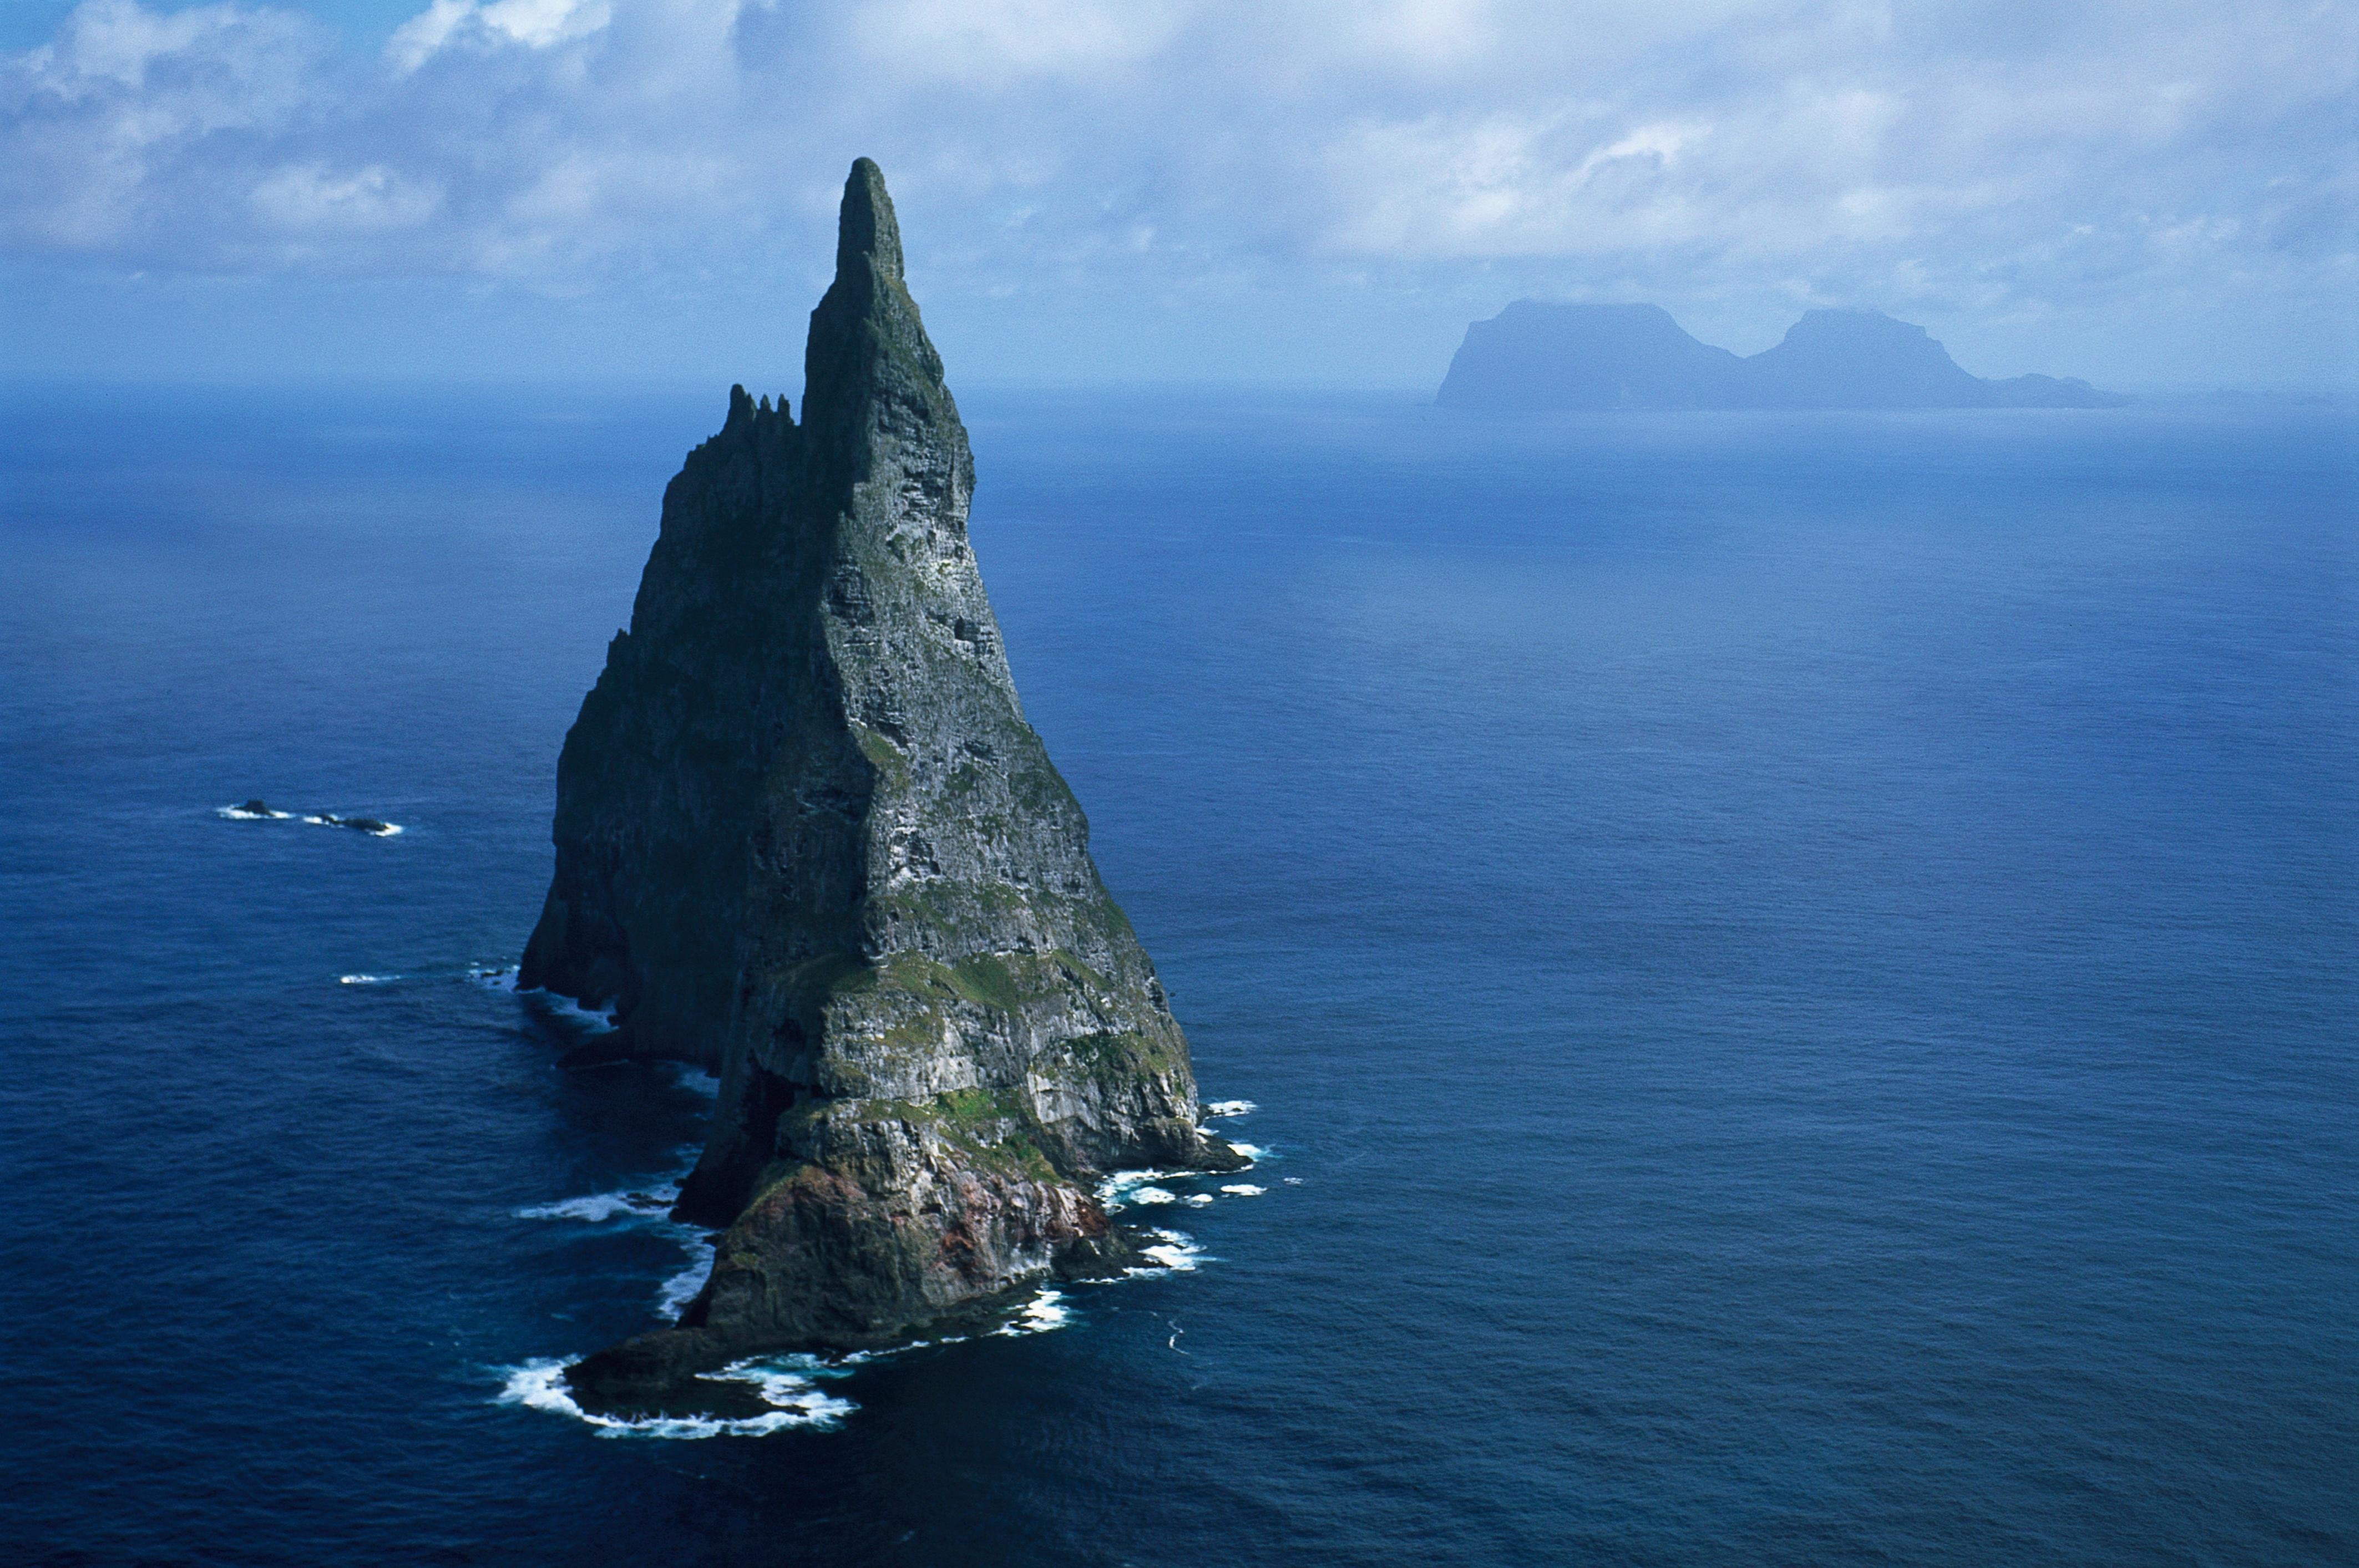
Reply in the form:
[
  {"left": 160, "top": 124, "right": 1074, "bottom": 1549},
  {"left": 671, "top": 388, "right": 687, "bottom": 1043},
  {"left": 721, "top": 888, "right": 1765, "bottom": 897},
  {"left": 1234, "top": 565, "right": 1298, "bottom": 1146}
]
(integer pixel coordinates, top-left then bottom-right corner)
[
  {"left": 1183, "top": 1193, "right": 1214, "bottom": 1207},
  {"left": 1202, "top": 1099, "right": 1256, "bottom": 1118},
  {"left": 216, "top": 804, "right": 295, "bottom": 821},
  {"left": 497, "top": 1356, "right": 854, "bottom": 1440},
  {"left": 1219, "top": 1184, "right": 1265, "bottom": 1196},
  {"left": 338, "top": 973, "right": 397, "bottom": 986},
  {"left": 1128, "top": 1186, "right": 1178, "bottom": 1206},
  {"left": 468, "top": 965, "right": 519, "bottom": 992},
  {"left": 1283, "top": 1176, "right": 1303, "bottom": 1186}
]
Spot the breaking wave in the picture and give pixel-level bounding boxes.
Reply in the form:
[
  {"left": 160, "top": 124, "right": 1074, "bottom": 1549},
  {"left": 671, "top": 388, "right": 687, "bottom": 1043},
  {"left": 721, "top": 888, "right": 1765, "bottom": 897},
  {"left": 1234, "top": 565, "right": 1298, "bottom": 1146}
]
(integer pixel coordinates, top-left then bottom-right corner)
[
  {"left": 533, "top": 991, "right": 620, "bottom": 1033},
  {"left": 516, "top": 1190, "right": 675, "bottom": 1224},
  {"left": 664, "top": 1062, "right": 721, "bottom": 1100},
  {"left": 1095, "top": 1169, "right": 1173, "bottom": 1210},
  {"left": 502, "top": 1113, "right": 1275, "bottom": 1437},
  {"left": 1202, "top": 1099, "right": 1256, "bottom": 1118},
  {"left": 996, "top": 1287, "right": 1072, "bottom": 1336},
  {"left": 469, "top": 965, "right": 619, "bottom": 1034},
  {"left": 1133, "top": 1229, "right": 1208, "bottom": 1273},
  {"left": 515, "top": 1155, "right": 708, "bottom": 1318},
  {"left": 658, "top": 1254, "right": 712, "bottom": 1318}
]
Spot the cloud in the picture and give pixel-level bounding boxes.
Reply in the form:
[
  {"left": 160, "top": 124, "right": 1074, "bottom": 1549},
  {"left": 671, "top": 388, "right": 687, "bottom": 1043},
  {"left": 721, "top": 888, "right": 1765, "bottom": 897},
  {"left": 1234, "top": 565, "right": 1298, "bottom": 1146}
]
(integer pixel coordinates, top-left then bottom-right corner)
[
  {"left": 248, "top": 160, "right": 441, "bottom": 235},
  {"left": 387, "top": 0, "right": 614, "bottom": 73},
  {"left": 1, "top": 0, "right": 334, "bottom": 251},
  {"left": 847, "top": 0, "right": 1183, "bottom": 83},
  {"left": 0, "top": 0, "right": 2351, "bottom": 371}
]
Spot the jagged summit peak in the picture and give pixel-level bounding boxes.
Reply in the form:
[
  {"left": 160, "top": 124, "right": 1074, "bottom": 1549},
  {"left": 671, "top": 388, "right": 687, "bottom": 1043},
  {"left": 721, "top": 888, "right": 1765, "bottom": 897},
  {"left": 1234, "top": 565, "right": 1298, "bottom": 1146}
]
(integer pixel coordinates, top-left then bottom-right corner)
[
  {"left": 834, "top": 157, "right": 903, "bottom": 284},
  {"left": 723, "top": 382, "right": 792, "bottom": 430}
]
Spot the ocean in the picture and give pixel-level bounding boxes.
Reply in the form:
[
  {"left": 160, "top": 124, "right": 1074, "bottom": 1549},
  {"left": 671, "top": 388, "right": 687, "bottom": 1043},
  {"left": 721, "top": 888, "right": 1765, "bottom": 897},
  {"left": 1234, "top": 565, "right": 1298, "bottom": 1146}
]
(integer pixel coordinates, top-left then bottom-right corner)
[{"left": 2, "top": 385, "right": 2352, "bottom": 1565}]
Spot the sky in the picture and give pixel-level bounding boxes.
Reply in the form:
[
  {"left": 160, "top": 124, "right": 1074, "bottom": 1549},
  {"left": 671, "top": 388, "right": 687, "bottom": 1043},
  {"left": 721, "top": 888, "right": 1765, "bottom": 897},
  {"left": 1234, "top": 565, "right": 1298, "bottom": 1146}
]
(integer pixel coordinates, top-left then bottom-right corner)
[{"left": 2, "top": 0, "right": 2353, "bottom": 392}]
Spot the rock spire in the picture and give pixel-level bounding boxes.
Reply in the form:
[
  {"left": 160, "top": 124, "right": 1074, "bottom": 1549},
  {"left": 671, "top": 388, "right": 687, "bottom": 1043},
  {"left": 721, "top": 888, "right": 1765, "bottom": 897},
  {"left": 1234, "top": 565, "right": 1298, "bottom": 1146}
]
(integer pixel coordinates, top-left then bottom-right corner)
[{"left": 519, "top": 159, "right": 1243, "bottom": 1407}]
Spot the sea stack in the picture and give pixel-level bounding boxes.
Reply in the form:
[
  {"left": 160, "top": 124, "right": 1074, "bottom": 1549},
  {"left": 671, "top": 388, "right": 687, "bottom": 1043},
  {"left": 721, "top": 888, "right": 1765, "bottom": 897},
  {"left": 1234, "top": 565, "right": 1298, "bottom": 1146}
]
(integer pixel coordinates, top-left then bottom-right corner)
[{"left": 521, "top": 160, "right": 1243, "bottom": 1406}]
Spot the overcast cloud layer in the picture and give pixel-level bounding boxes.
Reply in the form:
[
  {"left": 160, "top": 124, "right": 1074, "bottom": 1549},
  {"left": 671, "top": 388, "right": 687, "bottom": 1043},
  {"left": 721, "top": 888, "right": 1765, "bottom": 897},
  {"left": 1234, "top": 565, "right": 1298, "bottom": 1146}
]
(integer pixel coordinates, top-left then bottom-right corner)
[{"left": 4, "top": 0, "right": 2353, "bottom": 387}]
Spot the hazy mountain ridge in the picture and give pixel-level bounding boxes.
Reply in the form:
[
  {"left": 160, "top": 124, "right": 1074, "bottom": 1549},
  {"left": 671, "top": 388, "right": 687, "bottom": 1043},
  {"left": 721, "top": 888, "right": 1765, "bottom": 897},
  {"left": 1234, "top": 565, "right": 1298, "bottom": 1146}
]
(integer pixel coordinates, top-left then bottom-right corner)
[{"left": 1439, "top": 302, "right": 2127, "bottom": 410}]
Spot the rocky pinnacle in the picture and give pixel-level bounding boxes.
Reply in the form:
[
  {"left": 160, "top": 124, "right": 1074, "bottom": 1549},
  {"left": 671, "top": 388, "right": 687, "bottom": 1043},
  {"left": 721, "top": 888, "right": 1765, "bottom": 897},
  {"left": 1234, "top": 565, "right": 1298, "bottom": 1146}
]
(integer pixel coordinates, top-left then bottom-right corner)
[{"left": 519, "top": 160, "right": 1242, "bottom": 1406}]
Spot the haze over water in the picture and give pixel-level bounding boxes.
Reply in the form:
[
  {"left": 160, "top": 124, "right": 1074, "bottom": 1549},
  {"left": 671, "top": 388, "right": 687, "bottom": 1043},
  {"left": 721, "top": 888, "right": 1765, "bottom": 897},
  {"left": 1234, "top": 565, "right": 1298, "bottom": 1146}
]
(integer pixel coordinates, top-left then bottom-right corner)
[{"left": 3, "top": 388, "right": 2352, "bottom": 1565}]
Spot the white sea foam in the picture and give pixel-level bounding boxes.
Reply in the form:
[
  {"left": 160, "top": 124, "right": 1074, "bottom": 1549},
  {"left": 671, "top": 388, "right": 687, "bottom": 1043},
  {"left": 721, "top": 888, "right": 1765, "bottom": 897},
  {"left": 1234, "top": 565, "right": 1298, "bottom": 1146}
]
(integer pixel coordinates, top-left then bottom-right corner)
[
  {"left": 664, "top": 1062, "right": 721, "bottom": 1100},
  {"left": 497, "top": 1356, "right": 854, "bottom": 1440},
  {"left": 1219, "top": 1184, "right": 1266, "bottom": 1196},
  {"left": 338, "top": 973, "right": 397, "bottom": 986},
  {"left": 995, "top": 1287, "right": 1072, "bottom": 1336},
  {"left": 528, "top": 988, "right": 620, "bottom": 1033},
  {"left": 217, "top": 803, "right": 401, "bottom": 834},
  {"left": 1128, "top": 1186, "right": 1180, "bottom": 1206},
  {"left": 1184, "top": 1193, "right": 1213, "bottom": 1207},
  {"left": 473, "top": 965, "right": 621, "bottom": 1034},
  {"left": 1131, "top": 1228, "right": 1207, "bottom": 1274},
  {"left": 1283, "top": 1176, "right": 1303, "bottom": 1185},
  {"left": 1095, "top": 1169, "right": 1172, "bottom": 1210},
  {"left": 1226, "top": 1141, "right": 1264, "bottom": 1161},
  {"left": 516, "top": 1189, "right": 677, "bottom": 1223},
  {"left": 1202, "top": 1099, "right": 1256, "bottom": 1118},
  {"left": 319, "top": 816, "right": 402, "bottom": 836},
  {"left": 657, "top": 1254, "right": 712, "bottom": 1319},
  {"left": 518, "top": 1159, "right": 710, "bottom": 1318}
]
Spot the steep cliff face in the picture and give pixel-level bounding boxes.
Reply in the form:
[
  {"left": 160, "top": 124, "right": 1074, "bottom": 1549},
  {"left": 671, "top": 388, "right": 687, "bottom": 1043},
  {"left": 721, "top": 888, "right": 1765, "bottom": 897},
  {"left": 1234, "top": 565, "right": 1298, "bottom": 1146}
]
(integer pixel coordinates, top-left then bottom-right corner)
[{"left": 522, "top": 160, "right": 1241, "bottom": 1403}]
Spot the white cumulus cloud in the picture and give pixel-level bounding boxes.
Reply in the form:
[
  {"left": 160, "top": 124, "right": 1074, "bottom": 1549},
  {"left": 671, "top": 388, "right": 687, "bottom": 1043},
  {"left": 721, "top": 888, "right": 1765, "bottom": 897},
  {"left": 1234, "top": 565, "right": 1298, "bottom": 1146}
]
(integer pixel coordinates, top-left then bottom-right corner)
[{"left": 0, "top": 0, "right": 2350, "bottom": 381}]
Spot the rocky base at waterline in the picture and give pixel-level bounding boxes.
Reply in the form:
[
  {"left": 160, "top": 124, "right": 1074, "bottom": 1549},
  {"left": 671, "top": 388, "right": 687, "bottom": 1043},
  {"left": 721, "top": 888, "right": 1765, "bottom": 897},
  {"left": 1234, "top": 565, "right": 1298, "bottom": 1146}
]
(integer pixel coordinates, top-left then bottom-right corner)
[
  {"left": 519, "top": 159, "right": 1244, "bottom": 1406},
  {"left": 564, "top": 1235, "right": 1141, "bottom": 1417}
]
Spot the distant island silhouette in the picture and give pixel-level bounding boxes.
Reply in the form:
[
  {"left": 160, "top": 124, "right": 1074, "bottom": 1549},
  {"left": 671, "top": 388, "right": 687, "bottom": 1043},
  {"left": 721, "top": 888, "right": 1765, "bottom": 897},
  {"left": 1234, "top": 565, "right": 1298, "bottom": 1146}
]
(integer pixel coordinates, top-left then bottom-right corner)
[{"left": 1438, "top": 302, "right": 2126, "bottom": 410}]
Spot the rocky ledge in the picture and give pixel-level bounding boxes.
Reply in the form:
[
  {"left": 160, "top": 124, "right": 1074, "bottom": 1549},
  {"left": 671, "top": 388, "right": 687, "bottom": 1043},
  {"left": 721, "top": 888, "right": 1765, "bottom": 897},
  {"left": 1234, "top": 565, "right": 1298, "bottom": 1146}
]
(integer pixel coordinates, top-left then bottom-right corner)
[{"left": 517, "top": 160, "right": 1243, "bottom": 1412}]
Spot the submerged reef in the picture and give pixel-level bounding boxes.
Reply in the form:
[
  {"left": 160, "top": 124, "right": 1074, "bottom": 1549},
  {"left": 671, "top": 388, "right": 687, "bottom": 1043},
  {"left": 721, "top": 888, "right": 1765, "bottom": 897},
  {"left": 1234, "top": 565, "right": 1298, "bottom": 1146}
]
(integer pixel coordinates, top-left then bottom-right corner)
[{"left": 518, "top": 159, "right": 1243, "bottom": 1410}]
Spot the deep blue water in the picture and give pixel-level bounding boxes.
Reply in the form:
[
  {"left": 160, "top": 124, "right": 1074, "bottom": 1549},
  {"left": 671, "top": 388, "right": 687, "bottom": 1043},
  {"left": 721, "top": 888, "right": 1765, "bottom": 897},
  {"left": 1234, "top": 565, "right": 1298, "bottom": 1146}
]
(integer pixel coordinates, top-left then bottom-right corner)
[{"left": 3, "top": 386, "right": 2353, "bottom": 1566}]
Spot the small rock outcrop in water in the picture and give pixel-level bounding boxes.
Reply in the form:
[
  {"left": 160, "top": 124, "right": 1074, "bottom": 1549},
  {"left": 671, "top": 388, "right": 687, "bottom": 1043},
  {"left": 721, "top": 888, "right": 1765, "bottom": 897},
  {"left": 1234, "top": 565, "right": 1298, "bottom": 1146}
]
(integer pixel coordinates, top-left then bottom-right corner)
[
  {"left": 1437, "top": 302, "right": 2127, "bottom": 410},
  {"left": 519, "top": 160, "right": 1244, "bottom": 1408},
  {"left": 220, "top": 800, "right": 400, "bottom": 834}
]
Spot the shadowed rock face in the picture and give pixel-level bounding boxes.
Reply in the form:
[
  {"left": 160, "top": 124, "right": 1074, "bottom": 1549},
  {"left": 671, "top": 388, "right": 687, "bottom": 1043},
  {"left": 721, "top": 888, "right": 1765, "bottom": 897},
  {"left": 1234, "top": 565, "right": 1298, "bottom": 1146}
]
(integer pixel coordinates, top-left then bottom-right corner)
[
  {"left": 1437, "top": 302, "right": 2127, "bottom": 410},
  {"left": 520, "top": 159, "right": 1242, "bottom": 1405}
]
